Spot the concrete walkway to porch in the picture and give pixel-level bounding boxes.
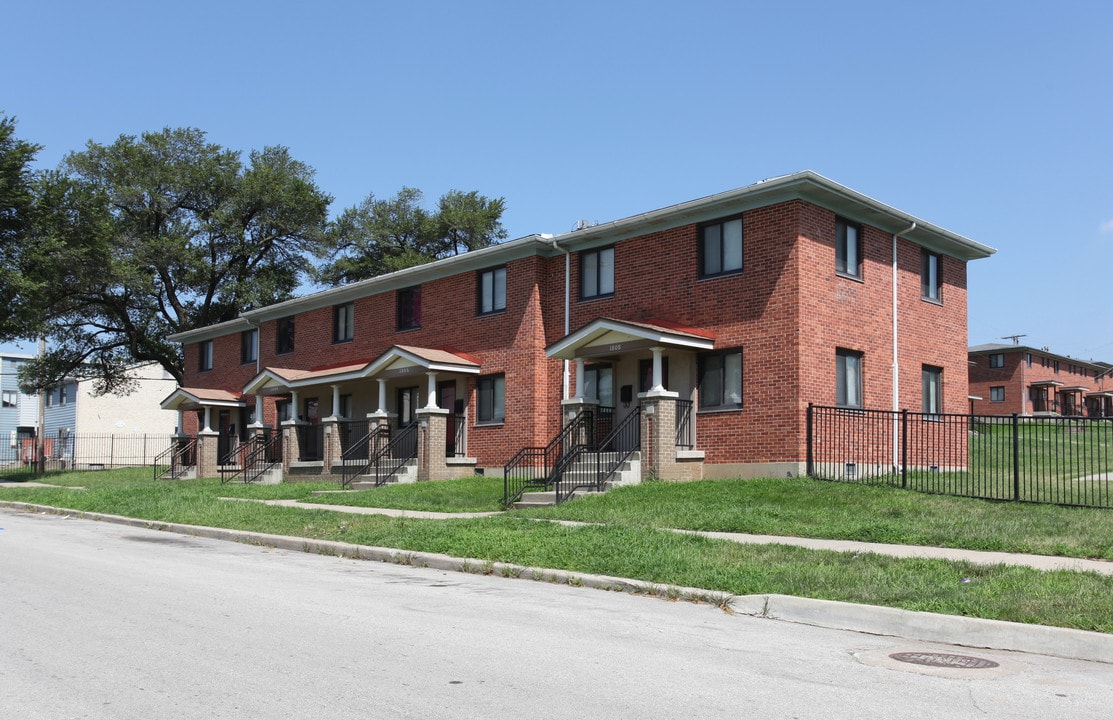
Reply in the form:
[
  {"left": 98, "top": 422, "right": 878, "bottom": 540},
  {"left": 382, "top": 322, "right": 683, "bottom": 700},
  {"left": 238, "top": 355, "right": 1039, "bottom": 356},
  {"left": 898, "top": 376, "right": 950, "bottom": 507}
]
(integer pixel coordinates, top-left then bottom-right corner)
[{"left": 220, "top": 497, "right": 1113, "bottom": 577}]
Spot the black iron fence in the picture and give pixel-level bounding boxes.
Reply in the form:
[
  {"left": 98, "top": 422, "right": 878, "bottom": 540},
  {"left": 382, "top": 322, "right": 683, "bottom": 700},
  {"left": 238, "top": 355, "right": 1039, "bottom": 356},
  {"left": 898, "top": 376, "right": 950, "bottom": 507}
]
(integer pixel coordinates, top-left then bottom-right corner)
[
  {"left": 1, "top": 433, "right": 182, "bottom": 479},
  {"left": 808, "top": 404, "right": 1113, "bottom": 508}
]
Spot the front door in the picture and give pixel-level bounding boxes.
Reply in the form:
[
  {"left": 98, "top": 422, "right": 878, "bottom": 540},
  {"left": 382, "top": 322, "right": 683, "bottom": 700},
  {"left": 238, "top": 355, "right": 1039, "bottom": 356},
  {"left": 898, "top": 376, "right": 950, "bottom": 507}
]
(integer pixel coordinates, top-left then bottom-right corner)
[
  {"left": 303, "top": 398, "right": 321, "bottom": 460},
  {"left": 217, "top": 409, "right": 234, "bottom": 463},
  {"left": 397, "top": 387, "right": 420, "bottom": 428}
]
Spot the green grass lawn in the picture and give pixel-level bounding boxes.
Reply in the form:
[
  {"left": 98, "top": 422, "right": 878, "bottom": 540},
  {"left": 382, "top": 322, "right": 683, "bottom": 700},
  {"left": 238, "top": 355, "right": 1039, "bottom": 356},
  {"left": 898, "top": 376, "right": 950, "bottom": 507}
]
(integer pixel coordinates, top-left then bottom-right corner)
[{"left": 3, "top": 468, "right": 1113, "bottom": 633}]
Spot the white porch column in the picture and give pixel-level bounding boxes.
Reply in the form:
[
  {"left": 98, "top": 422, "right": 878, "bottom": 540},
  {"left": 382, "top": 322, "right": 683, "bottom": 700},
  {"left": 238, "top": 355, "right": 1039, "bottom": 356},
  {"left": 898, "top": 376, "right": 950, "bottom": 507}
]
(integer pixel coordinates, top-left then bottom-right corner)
[
  {"left": 177, "top": 409, "right": 185, "bottom": 435},
  {"left": 376, "top": 379, "right": 388, "bottom": 415},
  {"left": 425, "top": 371, "right": 439, "bottom": 409},
  {"left": 202, "top": 406, "right": 213, "bottom": 433},
  {"left": 290, "top": 390, "right": 300, "bottom": 421},
  {"left": 249, "top": 393, "right": 266, "bottom": 428},
  {"left": 650, "top": 347, "right": 665, "bottom": 393},
  {"left": 574, "top": 359, "right": 586, "bottom": 399},
  {"left": 330, "top": 384, "right": 342, "bottom": 419}
]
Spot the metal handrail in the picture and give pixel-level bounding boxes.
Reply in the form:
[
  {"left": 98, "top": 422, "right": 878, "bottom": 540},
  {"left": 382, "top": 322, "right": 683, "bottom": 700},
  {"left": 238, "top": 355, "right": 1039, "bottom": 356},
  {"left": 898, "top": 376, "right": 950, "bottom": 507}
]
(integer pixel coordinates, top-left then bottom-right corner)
[
  {"left": 220, "top": 433, "right": 282, "bottom": 484},
  {"left": 340, "top": 424, "right": 392, "bottom": 488},
  {"left": 675, "top": 399, "right": 694, "bottom": 449},
  {"left": 342, "top": 423, "right": 418, "bottom": 489},
  {"left": 503, "top": 410, "right": 593, "bottom": 507},
  {"left": 153, "top": 437, "right": 197, "bottom": 481},
  {"left": 555, "top": 407, "right": 641, "bottom": 504}
]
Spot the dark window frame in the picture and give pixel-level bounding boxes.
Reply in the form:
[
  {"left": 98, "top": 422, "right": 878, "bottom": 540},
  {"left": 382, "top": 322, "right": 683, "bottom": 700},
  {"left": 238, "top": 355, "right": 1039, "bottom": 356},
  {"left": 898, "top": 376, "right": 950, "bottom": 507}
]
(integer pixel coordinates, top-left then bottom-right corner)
[
  {"left": 836, "top": 348, "right": 863, "bottom": 408},
  {"left": 333, "top": 302, "right": 354, "bottom": 344},
  {"left": 477, "top": 266, "right": 507, "bottom": 316},
  {"left": 580, "top": 246, "right": 615, "bottom": 300},
  {"left": 922, "top": 365, "right": 943, "bottom": 415},
  {"left": 276, "top": 316, "right": 295, "bottom": 355},
  {"left": 476, "top": 374, "right": 505, "bottom": 424},
  {"left": 199, "top": 340, "right": 213, "bottom": 372},
  {"left": 397, "top": 287, "right": 422, "bottom": 331},
  {"left": 990, "top": 386, "right": 1005, "bottom": 402},
  {"left": 921, "top": 249, "right": 942, "bottom": 302},
  {"left": 698, "top": 215, "right": 744, "bottom": 279},
  {"left": 988, "top": 353, "right": 1004, "bottom": 369},
  {"left": 836, "top": 218, "right": 862, "bottom": 279},
  {"left": 698, "top": 348, "right": 744, "bottom": 411},
  {"left": 241, "top": 329, "right": 258, "bottom": 364}
]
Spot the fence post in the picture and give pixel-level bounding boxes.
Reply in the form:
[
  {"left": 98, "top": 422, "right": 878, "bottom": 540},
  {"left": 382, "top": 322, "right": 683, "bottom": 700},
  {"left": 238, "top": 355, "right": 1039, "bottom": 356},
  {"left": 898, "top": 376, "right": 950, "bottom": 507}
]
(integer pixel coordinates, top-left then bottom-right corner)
[
  {"left": 901, "top": 409, "right": 908, "bottom": 488},
  {"left": 806, "top": 403, "right": 813, "bottom": 477},
  {"left": 1012, "top": 413, "right": 1020, "bottom": 501}
]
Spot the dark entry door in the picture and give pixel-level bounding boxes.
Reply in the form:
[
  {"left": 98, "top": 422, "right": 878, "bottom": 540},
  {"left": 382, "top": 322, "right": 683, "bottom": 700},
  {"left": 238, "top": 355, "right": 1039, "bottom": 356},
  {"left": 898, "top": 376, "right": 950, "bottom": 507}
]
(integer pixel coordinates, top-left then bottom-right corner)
[{"left": 439, "top": 380, "right": 457, "bottom": 456}]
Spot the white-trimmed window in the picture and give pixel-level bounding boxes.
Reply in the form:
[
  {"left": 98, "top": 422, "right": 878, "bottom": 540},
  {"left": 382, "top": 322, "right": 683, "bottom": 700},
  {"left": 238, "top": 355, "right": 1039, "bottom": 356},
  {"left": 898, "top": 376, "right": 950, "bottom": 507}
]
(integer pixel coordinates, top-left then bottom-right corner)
[
  {"left": 922, "top": 365, "right": 943, "bottom": 415},
  {"left": 836, "top": 218, "right": 862, "bottom": 278},
  {"left": 921, "top": 249, "right": 942, "bottom": 302},
  {"left": 2, "top": 390, "right": 16, "bottom": 408},
  {"left": 476, "top": 374, "right": 505, "bottom": 424},
  {"left": 700, "top": 216, "right": 743, "bottom": 278},
  {"left": 698, "top": 349, "right": 743, "bottom": 411},
  {"left": 580, "top": 246, "right": 615, "bottom": 300},
  {"left": 478, "top": 267, "right": 507, "bottom": 315},
  {"left": 990, "top": 386, "right": 1005, "bottom": 402},
  {"left": 199, "top": 340, "right": 213, "bottom": 372},
  {"left": 836, "top": 349, "right": 863, "bottom": 408}
]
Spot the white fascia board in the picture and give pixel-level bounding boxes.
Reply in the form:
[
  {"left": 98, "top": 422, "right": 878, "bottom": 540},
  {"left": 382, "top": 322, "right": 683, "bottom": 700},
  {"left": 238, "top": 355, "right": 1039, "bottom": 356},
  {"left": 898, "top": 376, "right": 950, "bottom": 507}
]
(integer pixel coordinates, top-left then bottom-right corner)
[
  {"left": 547, "top": 319, "right": 714, "bottom": 360},
  {"left": 168, "top": 317, "right": 253, "bottom": 344}
]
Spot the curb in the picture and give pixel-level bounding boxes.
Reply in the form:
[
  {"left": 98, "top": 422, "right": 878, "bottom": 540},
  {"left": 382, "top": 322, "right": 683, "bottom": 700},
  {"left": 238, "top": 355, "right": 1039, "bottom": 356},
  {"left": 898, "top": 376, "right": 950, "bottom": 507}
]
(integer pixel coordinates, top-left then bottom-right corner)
[{"left": 4, "top": 500, "right": 1111, "bottom": 665}]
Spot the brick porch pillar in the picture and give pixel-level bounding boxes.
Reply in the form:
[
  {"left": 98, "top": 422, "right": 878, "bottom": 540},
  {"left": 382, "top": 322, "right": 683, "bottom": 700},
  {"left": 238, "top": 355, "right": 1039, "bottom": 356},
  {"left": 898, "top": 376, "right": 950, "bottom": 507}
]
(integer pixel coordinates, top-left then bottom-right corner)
[
  {"left": 640, "top": 392, "right": 679, "bottom": 481},
  {"left": 416, "top": 408, "right": 449, "bottom": 481},
  {"left": 196, "top": 429, "right": 219, "bottom": 479}
]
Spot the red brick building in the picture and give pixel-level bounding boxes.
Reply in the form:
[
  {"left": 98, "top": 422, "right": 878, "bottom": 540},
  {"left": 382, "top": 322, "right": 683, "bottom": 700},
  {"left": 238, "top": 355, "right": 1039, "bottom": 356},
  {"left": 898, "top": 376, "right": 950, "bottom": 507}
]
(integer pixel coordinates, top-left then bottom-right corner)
[
  {"left": 162, "top": 171, "right": 994, "bottom": 483},
  {"left": 968, "top": 343, "right": 1113, "bottom": 417}
]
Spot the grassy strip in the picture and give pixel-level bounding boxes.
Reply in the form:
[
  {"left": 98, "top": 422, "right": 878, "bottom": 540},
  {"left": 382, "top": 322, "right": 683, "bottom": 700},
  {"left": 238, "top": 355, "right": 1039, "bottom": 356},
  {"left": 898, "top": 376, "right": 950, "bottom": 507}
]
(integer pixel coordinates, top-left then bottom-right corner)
[
  {"left": 517, "top": 477, "right": 1113, "bottom": 560},
  {"left": 3, "top": 469, "right": 1113, "bottom": 632}
]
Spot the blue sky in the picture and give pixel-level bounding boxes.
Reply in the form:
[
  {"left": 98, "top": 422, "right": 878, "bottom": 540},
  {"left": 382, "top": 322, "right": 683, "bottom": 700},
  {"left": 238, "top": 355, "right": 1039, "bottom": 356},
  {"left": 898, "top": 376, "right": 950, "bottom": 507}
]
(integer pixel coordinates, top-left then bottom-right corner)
[{"left": 4, "top": 1, "right": 1113, "bottom": 361}]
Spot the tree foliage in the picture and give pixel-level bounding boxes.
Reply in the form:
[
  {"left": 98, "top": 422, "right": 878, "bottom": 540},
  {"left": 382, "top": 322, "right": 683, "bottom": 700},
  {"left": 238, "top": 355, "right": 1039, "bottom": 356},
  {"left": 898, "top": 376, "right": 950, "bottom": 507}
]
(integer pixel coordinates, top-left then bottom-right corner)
[
  {"left": 11, "top": 127, "right": 332, "bottom": 391},
  {"left": 315, "top": 187, "right": 506, "bottom": 286},
  {"left": 0, "top": 114, "right": 43, "bottom": 342}
]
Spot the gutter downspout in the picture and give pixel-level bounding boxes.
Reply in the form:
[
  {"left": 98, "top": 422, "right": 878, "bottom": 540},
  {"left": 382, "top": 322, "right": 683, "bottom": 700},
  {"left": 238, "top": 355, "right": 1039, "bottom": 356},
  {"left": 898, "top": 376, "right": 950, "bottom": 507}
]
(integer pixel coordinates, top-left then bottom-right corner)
[
  {"left": 546, "top": 236, "right": 572, "bottom": 400},
  {"left": 892, "top": 222, "right": 916, "bottom": 472}
]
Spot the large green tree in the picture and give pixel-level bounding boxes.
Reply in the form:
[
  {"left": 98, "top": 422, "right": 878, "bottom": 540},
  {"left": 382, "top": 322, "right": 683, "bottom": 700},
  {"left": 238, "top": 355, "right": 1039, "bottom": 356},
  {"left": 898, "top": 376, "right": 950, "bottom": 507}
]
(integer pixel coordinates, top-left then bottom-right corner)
[
  {"left": 316, "top": 187, "right": 506, "bottom": 286},
  {"left": 12, "top": 127, "right": 332, "bottom": 391},
  {"left": 0, "top": 114, "right": 43, "bottom": 342}
]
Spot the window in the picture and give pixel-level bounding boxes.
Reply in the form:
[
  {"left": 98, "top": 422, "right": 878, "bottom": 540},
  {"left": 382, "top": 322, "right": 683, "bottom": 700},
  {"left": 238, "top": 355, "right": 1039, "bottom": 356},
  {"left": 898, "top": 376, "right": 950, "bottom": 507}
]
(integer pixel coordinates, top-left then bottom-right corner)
[
  {"left": 334, "top": 303, "right": 354, "bottom": 343},
  {"left": 60, "top": 385, "right": 70, "bottom": 406},
  {"left": 397, "top": 287, "right": 421, "bottom": 330},
  {"left": 580, "top": 246, "right": 615, "bottom": 299},
  {"left": 990, "top": 386, "right": 1005, "bottom": 402},
  {"left": 1026, "top": 353, "right": 1032, "bottom": 368},
  {"left": 45, "top": 389, "right": 53, "bottom": 408},
  {"left": 338, "top": 394, "right": 352, "bottom": 419},
  {"left": 583, "top": 364, "right": 614, "bottom": 407},
  {"left": 478, "top": 267, "right": 507, "bottom": 315},
  {"left": 922, "top": 365, "right": 943, "bottom": 415},
  {"left": 276, "top": 316, "right": 295, "bottom": 354},
  {"left": 921, "top": 249, "right": 941, "bottom": 301},
  {"left": 836, "top": 218, "right": 861, "bottom": 278},
  {"left": 698, "top": 349, "right": 743, "bottom": 411},
  {"left": 836, "top": 349, "right": 863, "bottom": 408},
  {"left": 241, "top": 329, "right": 257, "bottom": 364},
  {"left": 1054, "top": 360, "right": 1060, "bottom": 374},
  {"left": 2, "top": 390, "right": 16, "bottom": 408},
  {"left": 276, "top": 400, "right": 291, "bottom": 422},
  {"left": 988, "top": 353, "right": 1004, "bottom": 368},
  {"left": 477, "top": 375, "right": 505, "bottom": 424},
  {"left": 199, "top": 340, "right": 213, "bottom": 372},
  {"left": 699, "top": 216, "right": 743, "bottom": 278}
]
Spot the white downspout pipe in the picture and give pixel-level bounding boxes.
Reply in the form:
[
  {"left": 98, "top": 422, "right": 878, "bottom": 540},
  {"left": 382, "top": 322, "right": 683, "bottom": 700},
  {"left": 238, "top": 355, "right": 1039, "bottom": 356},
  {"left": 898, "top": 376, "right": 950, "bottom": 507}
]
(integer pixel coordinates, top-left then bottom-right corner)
[
  {"left": 548, "top": 236, "right": 571, "bottom": 400},
  {"left": 892, "top": 222, "right": 916, "bottom": 471}
]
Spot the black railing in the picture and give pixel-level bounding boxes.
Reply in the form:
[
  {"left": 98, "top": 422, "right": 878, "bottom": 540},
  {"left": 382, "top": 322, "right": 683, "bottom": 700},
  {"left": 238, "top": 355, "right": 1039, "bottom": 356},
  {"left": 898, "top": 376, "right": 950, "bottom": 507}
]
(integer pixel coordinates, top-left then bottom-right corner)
[
  {"left": 341, "top": 422, "right": 418, "bottom": 489},
  {"left": 450, "top": 414, "right": 466, "bottom": 457},
  {"left": 154, "top": 436, "right": 197, "bottom": 481},
  {"left": 554, "top": 407, "right": 641, "bottom": 503},
  {"left": 807, "top": 404, "right": 1113, "bottom": 509},
  {"left": 594, "top": 406, "right": 615, "bottom": 450},
  {"left": 220, "top": 432, "right": 283, "bottom": 484},
  {"left": 340, "top": 423, "right": 391, "bottom": 488},
  {"left": 675, "top": 399, "right": 694, "bottom": 449},
  {"left": 503, "top": 410, "right": 594, "bottom": 507},
  {"left": 338, "top": 420, "right": 371, "bottom": 460},
  {"left": 297, "top": 424, "right": 325, "bottom": 461}
]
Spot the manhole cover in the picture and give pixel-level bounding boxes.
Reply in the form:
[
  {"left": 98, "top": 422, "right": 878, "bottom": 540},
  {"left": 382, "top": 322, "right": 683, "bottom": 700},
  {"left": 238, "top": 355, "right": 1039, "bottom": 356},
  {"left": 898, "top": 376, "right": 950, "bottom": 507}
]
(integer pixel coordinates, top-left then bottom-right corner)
[{"left": 889, "top": 652, "right": 999, "bottom": 669}]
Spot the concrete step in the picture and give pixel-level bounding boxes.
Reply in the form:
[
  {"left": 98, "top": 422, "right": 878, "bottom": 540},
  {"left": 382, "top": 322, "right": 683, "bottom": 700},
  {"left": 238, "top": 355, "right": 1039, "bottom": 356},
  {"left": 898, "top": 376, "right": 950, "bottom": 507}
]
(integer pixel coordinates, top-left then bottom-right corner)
[{"left": 351, "top": 459, "right": 418, "bottom": 489}]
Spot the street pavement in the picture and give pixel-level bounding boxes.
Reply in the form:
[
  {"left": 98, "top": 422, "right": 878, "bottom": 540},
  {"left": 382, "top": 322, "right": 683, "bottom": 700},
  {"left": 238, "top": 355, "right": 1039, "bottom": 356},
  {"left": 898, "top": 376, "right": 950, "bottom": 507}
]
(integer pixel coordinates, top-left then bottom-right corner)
[{"left": 2, "top": 508, "right": 1112, "bottom": 720}]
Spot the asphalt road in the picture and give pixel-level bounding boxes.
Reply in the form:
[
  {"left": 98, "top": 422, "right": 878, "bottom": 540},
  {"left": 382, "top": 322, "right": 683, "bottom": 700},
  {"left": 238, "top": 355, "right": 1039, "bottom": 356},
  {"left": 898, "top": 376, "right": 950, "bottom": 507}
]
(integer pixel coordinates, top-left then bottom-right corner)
[{"left": 2, "top": 508, "right": 1111, "bottom": 719}]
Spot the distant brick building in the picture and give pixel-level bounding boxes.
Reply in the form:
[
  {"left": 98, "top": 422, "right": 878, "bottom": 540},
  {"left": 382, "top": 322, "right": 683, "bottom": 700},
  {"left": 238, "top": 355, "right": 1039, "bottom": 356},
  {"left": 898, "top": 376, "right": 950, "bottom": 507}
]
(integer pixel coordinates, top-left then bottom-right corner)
[
  {"left": 164, "top": 171, "right": 994, "bottom": 482},
  {"left": 968, "top": 343, "right": 1113, "bottom": 417}
]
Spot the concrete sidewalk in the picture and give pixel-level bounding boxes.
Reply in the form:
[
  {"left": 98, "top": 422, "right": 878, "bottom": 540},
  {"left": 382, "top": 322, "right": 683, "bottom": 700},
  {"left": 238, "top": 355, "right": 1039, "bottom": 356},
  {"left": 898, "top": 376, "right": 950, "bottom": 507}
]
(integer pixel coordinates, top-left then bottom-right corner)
[{"left": 227, "top": 496, "right": 1113, "bottom": 576}]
